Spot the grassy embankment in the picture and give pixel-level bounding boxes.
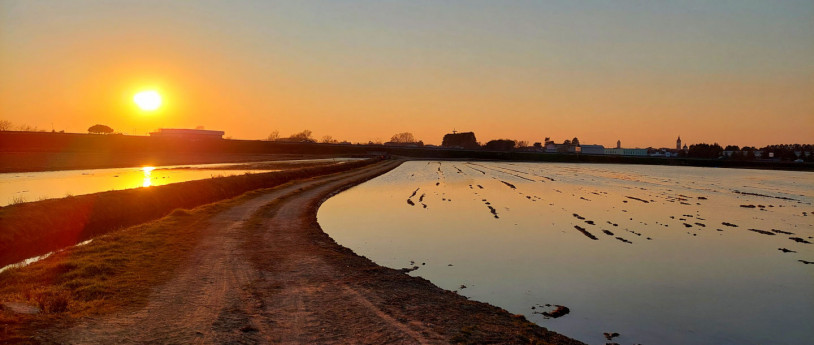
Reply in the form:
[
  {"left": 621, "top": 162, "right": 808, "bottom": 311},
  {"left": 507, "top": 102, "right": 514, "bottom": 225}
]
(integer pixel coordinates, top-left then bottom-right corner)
[
  {"left": 0, "top": 190, "right": 262, "bottom": 342},
  {"left": 0, "top": 159, "right": 375, "bottom": 268},
  {"left": 0, "top": 159, "right": 377, "bottom": 342}
]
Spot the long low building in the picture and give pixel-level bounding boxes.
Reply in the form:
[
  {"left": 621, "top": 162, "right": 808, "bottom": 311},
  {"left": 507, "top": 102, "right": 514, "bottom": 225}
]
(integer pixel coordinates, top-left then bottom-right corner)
[
  {"left": 580, "top": 144, "right": 605, "bottom": 155},
  {"left": 604, "top": 148, "right": 648, "bottom": 156},
  {"left": 149, "top": 128, "right": 225, "bottom": 140}
]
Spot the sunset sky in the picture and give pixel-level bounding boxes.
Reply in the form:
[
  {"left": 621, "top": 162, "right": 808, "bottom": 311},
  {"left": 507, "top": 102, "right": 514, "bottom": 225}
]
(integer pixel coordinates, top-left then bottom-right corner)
[{"left": 1, "top": 0, "right": 812, "bottom": 148}]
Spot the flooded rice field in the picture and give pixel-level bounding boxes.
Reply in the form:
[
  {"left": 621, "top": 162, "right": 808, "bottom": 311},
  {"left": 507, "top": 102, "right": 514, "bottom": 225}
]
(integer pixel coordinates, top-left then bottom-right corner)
[
  {"left": 319, "top": 161, "right": 814, "bottom": 345},
  {"left": 0, "top": 158, "right": 358, "bottom": 206}
]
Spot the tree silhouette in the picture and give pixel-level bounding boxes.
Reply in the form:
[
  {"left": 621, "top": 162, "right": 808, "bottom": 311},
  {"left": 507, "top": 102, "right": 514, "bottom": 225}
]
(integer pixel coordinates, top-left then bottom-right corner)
[
  {"left": 571, "top": 137, "right": 580, "bottom": 146},
  {"left": 88, "top": 124, "right": 114, "bottom": 134},
  {"left": 485, "top": 139, "right": 516, "bottom": 151},
  {"left": 687, "top": 143, "right": 723, "bottom": 159},
  {"left": 289, "top": 129, "right": 313, "bottom": 142},
  {"left": 266, "top": 130, "right": 280, "bottom": 141},
  {"left": 390, "top": 132, "right": 418, "bottom": 143}
]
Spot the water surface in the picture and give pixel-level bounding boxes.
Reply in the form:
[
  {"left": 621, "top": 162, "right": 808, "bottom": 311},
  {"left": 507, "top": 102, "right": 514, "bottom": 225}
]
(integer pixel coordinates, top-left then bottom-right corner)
[
  {"left": 1, "top": 158, "right": 357, "bottom": 206},
  {"left": 319, "top": 161, "right": 814, "bottom": 345}
]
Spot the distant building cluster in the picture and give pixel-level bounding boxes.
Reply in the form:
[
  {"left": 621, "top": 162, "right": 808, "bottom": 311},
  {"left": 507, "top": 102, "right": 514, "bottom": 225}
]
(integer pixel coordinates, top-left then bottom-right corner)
[
  {"left": 540, "top": 139, "right": 652, "bottom": 156},
  {"left": 437, "top": 130, "right": 702, "bottom": 158}
]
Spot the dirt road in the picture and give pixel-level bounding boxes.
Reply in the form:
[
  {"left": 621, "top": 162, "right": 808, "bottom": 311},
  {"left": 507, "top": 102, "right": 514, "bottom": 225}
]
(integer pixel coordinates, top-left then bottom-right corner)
[{"left": 42, "top": 161, "right": 583, "bottom": 344}]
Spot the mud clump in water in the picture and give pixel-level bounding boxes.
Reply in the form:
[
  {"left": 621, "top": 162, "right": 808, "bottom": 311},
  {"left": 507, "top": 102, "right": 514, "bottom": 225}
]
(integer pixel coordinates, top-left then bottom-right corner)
[
  {"left": 789, "top": 237, "right": 811, "bottom": 244},
  {"left": 532, "top": 304, "right": 570, "bottom": 319},
  {"left": 748, "top": 229, "right": 775, "bottom": 236},
  {"left": 542, "top": 305, "right": 570, "bottom": 319},
  {"left": 625, "top": 196, "right": 649, "bottom": 203},
  {"left": 500, "top": 181, "right": 516, "bottom": 189},
  {"left": 574, "top": 225, "right": 598, "bottom": 240},
  {"left": 615, "top": 237, "right": 632, "bottom": 244}
]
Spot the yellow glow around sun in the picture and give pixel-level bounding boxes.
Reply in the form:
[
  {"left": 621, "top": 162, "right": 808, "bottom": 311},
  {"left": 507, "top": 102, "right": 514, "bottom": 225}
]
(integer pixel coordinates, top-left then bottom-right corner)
[{"left": 133, "top": 90, "right": 162, "bottom": 111}]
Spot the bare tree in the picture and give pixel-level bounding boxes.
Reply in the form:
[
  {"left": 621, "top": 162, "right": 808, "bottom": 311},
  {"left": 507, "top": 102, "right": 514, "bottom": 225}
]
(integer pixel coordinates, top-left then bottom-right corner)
[
  {"left": 0, "top": 120, "right": 12, "bottom": 131},
  {"left": 266, "top": 130, "right": 280, "bottom": 141},
  {"left": 289, "top": 129, "right": 313, "bottom": 142},
  {"left": 390, "top": 132, "right": 418, "bottom": 143},
  {"left": 516, "top": 140, "right": 529, "bottom": 148},
  {"left": 18, "top": 124, "right": 44, "bottom": 132},
  {"left": 321, "top": 135, "right": 338, "bottom": 144}
]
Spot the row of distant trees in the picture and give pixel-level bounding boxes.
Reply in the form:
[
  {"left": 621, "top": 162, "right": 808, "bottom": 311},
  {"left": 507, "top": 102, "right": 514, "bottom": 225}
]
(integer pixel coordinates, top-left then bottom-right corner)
[
  {"left": 0, "top": 120, "right": 114, "bottom": 134},
  {"left": 0, "top": 119, "right": 53, "bottom": 132},
  {"left": 266, "top": 130, "right": 425, "bottom": 146},
  {"left": 685, "top": 143, "right": 813, "bottom": 161}
]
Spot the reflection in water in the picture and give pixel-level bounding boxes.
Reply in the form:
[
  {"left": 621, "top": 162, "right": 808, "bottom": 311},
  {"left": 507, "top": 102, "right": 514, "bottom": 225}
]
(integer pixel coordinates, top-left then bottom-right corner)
[
  {"left": 319, "top": 161, "right": 814, "bottom": 345},
  {"left": 0, "top": 158, "right": 362, "bottom": 206},
  {"left": 141, "top": 166, "right": 155, "bottom": 187}
]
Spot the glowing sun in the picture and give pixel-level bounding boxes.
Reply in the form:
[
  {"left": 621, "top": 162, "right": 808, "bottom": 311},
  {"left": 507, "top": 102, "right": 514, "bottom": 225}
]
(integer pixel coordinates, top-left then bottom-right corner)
[{"left": 133, "top": 90, "right": 162, "bottom": 111}]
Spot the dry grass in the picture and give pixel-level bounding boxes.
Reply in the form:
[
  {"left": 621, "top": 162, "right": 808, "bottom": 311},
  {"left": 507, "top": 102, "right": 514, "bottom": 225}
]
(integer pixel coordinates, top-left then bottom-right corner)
[
  {"left": 0, "top": 180, "right": 306, "bottom": 343},
  {"left": 7, "top": 196, "right": 25, "bottom": 206}
]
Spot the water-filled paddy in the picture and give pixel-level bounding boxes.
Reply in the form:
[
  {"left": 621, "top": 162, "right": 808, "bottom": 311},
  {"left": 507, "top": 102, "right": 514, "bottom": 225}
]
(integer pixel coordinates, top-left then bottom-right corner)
[
  {"left": 0, "top": 158, "right": 357, "bottom": 206},
  {"left": 319, "top": 161, "right": 814, "bottom": 345}
]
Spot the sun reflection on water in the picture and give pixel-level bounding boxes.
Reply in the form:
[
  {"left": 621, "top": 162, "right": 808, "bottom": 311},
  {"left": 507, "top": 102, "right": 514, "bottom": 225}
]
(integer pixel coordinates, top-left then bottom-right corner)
[{"left": 141, "top": 167, "right": 155, "bottom": 187}]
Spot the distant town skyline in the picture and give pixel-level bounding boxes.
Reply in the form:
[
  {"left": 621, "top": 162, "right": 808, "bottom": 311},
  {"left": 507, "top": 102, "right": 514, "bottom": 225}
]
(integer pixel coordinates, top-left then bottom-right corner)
[{"left": 1, "top": 1, "right": 812, "bottom": 148}]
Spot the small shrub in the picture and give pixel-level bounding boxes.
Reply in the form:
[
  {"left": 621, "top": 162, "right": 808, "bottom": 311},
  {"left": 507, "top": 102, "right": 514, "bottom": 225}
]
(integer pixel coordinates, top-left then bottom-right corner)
[
  {"left": 9, "top": 195, "right": 26, "bottom": 205},
  {"left": 33, "top": 289, "right": 70, "bottom": 313}
]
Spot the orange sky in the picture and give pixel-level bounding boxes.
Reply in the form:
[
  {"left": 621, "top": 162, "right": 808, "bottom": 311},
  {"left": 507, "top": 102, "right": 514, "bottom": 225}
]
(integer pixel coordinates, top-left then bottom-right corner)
[{"left": 1, "top": 1, "right": 812, "bottom": 148}]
